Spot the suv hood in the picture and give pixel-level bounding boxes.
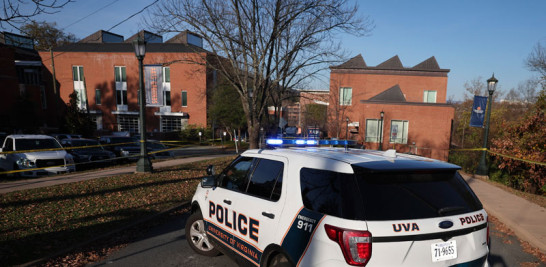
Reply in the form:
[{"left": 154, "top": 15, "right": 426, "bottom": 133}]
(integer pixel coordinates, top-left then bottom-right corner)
[{"left": 18, "top": 150, "right": 68, "bottom": 160}]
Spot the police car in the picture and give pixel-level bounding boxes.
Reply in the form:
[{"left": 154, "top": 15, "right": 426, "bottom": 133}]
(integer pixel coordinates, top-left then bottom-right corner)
[{"left": 185, "top": 140, "right": 489, "bottom": 266}]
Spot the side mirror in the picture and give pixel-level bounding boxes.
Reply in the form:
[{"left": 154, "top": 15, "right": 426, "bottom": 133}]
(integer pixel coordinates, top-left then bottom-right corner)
[
  {"left": 201, "top": 176, "right": 216, "bottom": 188},
  {"left": 206, "top": 165, "right": 215, "bottom": 176}
]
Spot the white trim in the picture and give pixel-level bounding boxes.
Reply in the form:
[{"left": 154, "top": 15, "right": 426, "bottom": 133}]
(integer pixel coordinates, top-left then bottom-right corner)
[
  {"left": 14, "top": 60, "right": 42, "bottom": 66},
  {"left": 112, "top": 111, "right": 139, "bottom": 115},
  {"left": 154, "top": 112, "right": 186, "bottom": 117},
  {"left": 89, "top": 110, "right": 103, "bottom": 114}
]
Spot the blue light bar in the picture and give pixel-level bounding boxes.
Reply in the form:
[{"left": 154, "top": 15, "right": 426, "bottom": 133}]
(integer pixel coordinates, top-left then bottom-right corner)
[{"left": 265, "top": 139, "right": 357, "bottom": 147}]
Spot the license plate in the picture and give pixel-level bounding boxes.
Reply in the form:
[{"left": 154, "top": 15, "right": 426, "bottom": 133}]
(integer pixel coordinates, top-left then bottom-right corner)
[{"left": 431, "top": 240, "right": 457, "bottom": 262}]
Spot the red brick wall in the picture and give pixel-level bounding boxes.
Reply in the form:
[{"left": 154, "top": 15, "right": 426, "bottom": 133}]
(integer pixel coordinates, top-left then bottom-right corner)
[
  {"left": 328, "top": 69, "right": 454, "bottom": 161},
  {"left": 39, "top": 51, "right": 209, "bottom": 132}
]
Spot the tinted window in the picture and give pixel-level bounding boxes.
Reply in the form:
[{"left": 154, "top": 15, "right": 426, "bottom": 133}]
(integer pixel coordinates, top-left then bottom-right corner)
[
  {"left": 246, "top": 159, "right": 283, "bottom": 201},
  {"left": 219, "top": 157, "right": 254, "bottom": 192},
  {"left": 300, "top": 168, "right": 364, "bottom": 220},
  {"left": 354, "top": 169, "right": 482, "bottom": 220},
  {"left": 15, "top": 139, "right": 61, "bottom": 151}
]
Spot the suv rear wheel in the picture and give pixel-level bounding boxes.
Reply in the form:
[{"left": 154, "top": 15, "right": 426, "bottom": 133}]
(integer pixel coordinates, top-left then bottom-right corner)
[
  {"left": 185, "top": 211, "right": 220, "bottom": 256},
  {"left": 267, "top": 252, "right": 292, "bottom": 267}
]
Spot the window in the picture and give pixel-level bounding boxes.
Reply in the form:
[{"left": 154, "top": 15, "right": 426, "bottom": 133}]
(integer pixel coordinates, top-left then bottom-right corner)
[
  {"left": 365, "top": 119, "right": 383, "bottom": 143},
  {"left": 339, "top": 87, "right": 352, "bottom": 106},
  {"left": 95, "top": 89, "right": 101, "bottom": 105},
  {"left": 352, "top": 169, "right": 482, "bottom": 220},
  {"left": 17, "top": 67, "right": 41, "bottom": 85},
  {"left": 300, "top": 168, "right": 363, "bottom": 220},
  {"left": 182, "top": 90, "right": 188, "bottom": 107},
  {"left": 114, "top": 66, "right": 127, "bottom": 82},
  {"left": 72, "top": 66, "right": 87, "bottom": 110},
  {"left": 424, "top": 90, "right": 437, "bottom": 103},
  {"left": 163, "top": 67, "right": 171, "bottom": 107},
  {"left": 161, "top": 116, "right": 183, "bottom": 132},
  {"left": 246, "top": 159, "right": 284, "bottom": 201},
  {"left": 117, "top": 115, "right": 139, "bottom": 133},
  {"left": 163, "top": 67, "right": 170, "bottom": 82},
  {"left": 115, "top": 66, "right": 127, "bottom": 109},
  {"left": 219, "top": 156, "right": 254, "bottom": 192},
  {"left": 91, "top": 115, "right": 103, "bottom": 130},
  {"left": 390, "top": 120, "right": 409, "bottom": 144}
]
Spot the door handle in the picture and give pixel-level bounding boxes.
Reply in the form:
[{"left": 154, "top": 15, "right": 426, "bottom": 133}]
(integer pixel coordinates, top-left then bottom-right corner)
[
  {"left": 223, "top": 199, "right": 232, "bottom": 205},
  {"left": 262, "top": 212, "right": 275, "bottom": 219}
]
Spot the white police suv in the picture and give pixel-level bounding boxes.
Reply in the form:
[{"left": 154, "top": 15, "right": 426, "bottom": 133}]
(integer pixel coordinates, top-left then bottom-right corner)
[{"left": 186, "top": 143, "right": 489, "bottom": 266}]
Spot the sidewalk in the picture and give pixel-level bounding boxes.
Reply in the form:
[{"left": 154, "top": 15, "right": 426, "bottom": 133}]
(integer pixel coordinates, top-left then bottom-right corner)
[
  {"left": 0, "top": 154, "right": 228, "bottom": 194},
  {"left": 462, "top": 173, "right": 546, "bottom": 254}
]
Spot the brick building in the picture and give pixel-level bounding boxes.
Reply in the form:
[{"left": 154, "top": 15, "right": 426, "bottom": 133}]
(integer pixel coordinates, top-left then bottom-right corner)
[
  {"left": 329, "top": 54, "right": 454, "bottom": 160},
  {"left": 0, "top": 32, "right": 51, "bottom": 133},
  {"left": 38, "top": 30, "right": 215, "bottom": 135}
]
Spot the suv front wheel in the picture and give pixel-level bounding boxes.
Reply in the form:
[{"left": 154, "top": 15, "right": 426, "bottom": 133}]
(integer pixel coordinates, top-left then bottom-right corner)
[{"left": 185, "top": 211, "right": 221, "bottom": 257}]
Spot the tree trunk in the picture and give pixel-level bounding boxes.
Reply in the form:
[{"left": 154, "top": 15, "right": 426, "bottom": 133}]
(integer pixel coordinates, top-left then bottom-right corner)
[{"left": 247, "top": 123, "right": 260, "bottom": 149}]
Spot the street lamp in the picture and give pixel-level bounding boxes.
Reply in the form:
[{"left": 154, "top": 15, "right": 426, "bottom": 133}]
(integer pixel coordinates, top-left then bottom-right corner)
[
  {"left": 134, "top": 36, "right": 153, "bottom": 173},
  {"left": 476, "top": 74, "right": 498, "bottom": 175},
  {"left": 379, "top": 111, "right": 384, "bottom": 151}
]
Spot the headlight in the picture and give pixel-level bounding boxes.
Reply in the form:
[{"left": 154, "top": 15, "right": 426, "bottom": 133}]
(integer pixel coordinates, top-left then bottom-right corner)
[
  {"left": 121, "top": 150, "right": 130, "bottom": 156},
  {"left": 16, "top": 158, "right": 35, "bottom": 168},
  {"left": 66, "top": 154, "right": 75, "bottom": 165}
]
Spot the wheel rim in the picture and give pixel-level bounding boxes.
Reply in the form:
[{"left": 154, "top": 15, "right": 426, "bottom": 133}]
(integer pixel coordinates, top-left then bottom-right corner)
[{"left": 189, "top": 219, "right": 214, "bottom": 252}]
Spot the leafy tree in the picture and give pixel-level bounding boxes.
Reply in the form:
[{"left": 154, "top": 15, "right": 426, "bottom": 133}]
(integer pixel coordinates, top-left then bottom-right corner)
[
  {"left": 1, "top": 0, "right": 72, "bottom": 29},
  {"left": 20, "top": 20, "right": 76, "bottom": 50},
  {"left": 491, "top": 89, "right": 546, "bottom": 194},
  {"left": 208, "top": 83, "right": 247, "bottom": 138},
  {"left": 63, "top": 91, "right": 94, "bottom": 136},
  {"left": 148, "top": 0, "right": 373, "bottom": 148}
]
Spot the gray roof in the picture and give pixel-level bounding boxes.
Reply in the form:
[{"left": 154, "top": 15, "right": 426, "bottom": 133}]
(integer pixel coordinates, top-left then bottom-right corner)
[
  {"left": 334, "top": 54, "right": 367, "bottom": 68},
  {"left": 368, "top": 84, "right": 407, "bottom": 102},
  {"left": 53, "top": 42, "right": 208, "bottom": 53},
  {"left": 331, "top": 54, "right": 449, "bottom": 72},
  {"left": 376, "top": 55, "right": 403, "bottom": 69}
]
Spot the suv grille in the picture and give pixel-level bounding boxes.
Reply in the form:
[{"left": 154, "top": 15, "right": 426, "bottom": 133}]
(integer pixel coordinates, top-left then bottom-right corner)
[{"left": 36, "top": 159, "right": 65, "bottom": 168}]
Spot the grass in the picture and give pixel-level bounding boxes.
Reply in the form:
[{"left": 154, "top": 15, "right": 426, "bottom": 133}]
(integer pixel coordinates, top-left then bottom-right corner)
[{"left": 0, "top": 156, "right": 235, "bottom": 266}]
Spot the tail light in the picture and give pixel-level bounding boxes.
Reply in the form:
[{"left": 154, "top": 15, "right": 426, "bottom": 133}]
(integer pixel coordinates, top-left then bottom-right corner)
[{"left": 324, "top": 224, "right": 372, "bottom": 266}]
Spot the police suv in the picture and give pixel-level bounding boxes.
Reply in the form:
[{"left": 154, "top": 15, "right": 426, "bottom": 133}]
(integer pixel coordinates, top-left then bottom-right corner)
[{"left": 186, "top": 142, "right": 489, "bottom": 266}]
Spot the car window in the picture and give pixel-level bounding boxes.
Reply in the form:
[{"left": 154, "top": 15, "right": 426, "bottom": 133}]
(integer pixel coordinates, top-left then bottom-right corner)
[
  {"left": 300, "top": 168, "right": 364, "bottom": 220},
  {"left": 3, "top": 138, "right": 13, "bottom": 151},
  {"left": 353, "top": 169, "right": 483, "bottom": 220},
  {"left": 246, "top": 159, "right": 284, "bottom": 201},
  {"left": 15, "top": 139, "right": 62, "bottom": 151},
  {"left": 219, "top": 157, "right": 254, "bottom": 192}
]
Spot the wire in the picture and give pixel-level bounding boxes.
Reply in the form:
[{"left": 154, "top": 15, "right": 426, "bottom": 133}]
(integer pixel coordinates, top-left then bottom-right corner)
[
  {"left": 107, "top": 0, "right": 159, "bottom": 32},
  {"left": 62, "top": 0, "right": 121, "bottom": 30}
]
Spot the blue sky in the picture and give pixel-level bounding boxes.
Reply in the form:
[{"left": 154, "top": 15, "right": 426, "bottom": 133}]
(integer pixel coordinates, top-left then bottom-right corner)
[{"left": 4, "top": 0, "right": 545, "bottom": 101}]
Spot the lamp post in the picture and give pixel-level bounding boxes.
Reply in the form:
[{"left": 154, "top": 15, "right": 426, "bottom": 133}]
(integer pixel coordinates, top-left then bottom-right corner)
[
  {"left": 379, "top": 111, "right": 384, "bottom": 151},
  {"left": 476, "top": 74, "right": 498, "bottom": 175},
  {"left": 134, "top": 37, "right": 153, "bottom": 173}
]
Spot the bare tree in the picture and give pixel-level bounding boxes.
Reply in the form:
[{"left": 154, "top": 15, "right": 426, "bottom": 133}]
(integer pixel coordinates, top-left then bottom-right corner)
[
  {"left": 526, "top": 42, "right": 546, "bottom": 79},
  {"left": 1, "top": 0, "right": 72, "bottom": 29},
  {"left": 147, "top": 0, "right": 373, "bottom": 148},
  {"left": 464, "top": 76, "right": 504, "bottom": 101}
]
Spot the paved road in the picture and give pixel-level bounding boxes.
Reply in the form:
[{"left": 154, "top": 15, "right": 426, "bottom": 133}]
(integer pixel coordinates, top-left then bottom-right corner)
[
  {"left": 90, "top": 210, "right": 544, "bottom": 267},
  {"left": 90, "top": 212, "right": 237, "bottom": 267}
]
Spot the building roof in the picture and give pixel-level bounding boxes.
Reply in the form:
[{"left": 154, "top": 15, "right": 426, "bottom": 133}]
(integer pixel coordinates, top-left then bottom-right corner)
[
  {"left": 53, "top": 42, "right": 208, "bottom": 53},
  {"left": 78, "top": 30, "right": 124, "bottom": 43},
  {"left": 334, "top": 54, "right": 367, "bottom": 68},
  {"left": 331, "top": 54, "right": 449, "bottom": 73},
  {"left": 368, "top": 84, "right": 407, "bottom": 102}
]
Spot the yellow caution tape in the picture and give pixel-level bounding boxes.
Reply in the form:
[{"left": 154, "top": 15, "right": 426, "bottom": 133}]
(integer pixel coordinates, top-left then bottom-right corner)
[{"left": 450, "top": 148, "right": 546, "bottom": 166}]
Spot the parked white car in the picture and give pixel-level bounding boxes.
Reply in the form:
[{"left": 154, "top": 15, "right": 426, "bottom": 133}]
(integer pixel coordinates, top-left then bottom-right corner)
[{"left": 0, "top": 135, "right": 75, "bottom": 177}]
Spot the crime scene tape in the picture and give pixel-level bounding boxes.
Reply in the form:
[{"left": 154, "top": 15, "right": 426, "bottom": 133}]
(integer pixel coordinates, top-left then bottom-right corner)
[{"left": 450, "top": 148, "right": 546, "bottom": 166}]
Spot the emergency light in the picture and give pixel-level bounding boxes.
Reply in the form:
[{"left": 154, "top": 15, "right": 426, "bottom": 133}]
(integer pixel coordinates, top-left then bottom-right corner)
[{"left": 265, "top": 139, "right": 357, "bottom": 147}]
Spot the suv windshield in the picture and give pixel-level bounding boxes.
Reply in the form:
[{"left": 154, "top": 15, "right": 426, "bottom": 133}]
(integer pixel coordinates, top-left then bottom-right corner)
[
  {"left": 15, "top": 139, "right": 62, "bottom": 151},
  {"left": 300, "top": 168, "right": 482, "bottom": 221}
]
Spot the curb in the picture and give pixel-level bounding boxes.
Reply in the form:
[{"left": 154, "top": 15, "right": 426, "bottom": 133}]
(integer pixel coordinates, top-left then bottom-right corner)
[{"left": 20, "top": 201, "right": 191, "bottom": 267}]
